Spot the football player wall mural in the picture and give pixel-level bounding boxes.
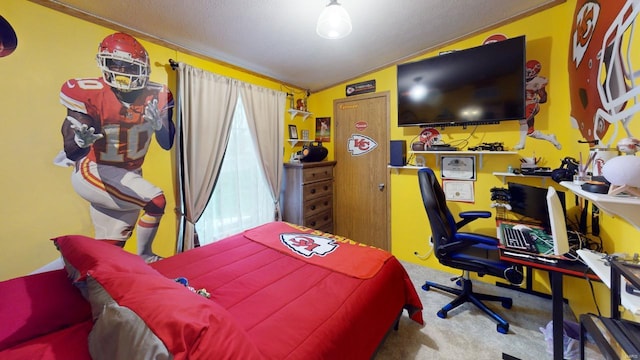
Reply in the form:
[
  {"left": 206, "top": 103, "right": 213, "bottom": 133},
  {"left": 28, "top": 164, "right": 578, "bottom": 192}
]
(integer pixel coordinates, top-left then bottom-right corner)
[
  {"left": 514, "top": 59, "right": 562, "bottom": 150},
  {"left": 569, "top": 0, "right": 640, "bottom": 147},
  {"left": 483, "top": 35, "right": 561, "bottom": 150},
  {"left": 54, "top": 32, "right": 175, "bottom": 263}
]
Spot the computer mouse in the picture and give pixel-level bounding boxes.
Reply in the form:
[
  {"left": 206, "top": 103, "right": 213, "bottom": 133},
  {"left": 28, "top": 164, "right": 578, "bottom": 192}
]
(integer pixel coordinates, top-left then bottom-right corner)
[{"left": 512, "top": 224, "right": 532, "bottom": 231}]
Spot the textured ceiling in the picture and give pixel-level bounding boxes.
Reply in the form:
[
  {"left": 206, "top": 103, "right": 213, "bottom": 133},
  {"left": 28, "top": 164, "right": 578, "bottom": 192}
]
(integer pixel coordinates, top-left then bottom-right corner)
[{"left": 35, "top": 0, "right": 563, "bottom": 92}]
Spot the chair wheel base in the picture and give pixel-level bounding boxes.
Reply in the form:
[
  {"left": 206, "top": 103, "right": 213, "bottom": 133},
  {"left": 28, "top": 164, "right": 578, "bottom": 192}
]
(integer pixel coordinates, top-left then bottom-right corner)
[
  {"left": 502, "top": 299, "right": 512, "bottom": 309},
  {"left": 497, "top": 323, "right": 509, "bottom": 334}
]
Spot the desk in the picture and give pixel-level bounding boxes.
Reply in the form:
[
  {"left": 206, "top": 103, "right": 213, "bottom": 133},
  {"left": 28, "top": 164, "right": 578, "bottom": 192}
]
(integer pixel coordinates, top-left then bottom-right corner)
[{"left": 499, "top": 250, "right": 599, "bottom": 360}]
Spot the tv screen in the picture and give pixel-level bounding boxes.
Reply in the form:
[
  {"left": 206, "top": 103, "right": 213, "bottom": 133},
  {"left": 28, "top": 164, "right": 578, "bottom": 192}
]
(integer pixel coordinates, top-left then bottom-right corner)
[{"left": 397, "top": 36, "right": 526, "bottom": 128}]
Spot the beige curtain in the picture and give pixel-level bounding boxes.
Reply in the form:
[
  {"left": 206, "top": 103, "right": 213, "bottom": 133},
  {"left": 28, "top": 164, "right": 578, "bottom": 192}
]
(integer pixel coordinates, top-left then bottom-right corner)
[
  {"left": 238, "top": 83, "right": 287, "bottom": 220},
  {"left": 175, "top": 62, "right": 286, "bottom": 251},
  {"left": 176, "top": 62, "right": 239, "bottom": 251}
]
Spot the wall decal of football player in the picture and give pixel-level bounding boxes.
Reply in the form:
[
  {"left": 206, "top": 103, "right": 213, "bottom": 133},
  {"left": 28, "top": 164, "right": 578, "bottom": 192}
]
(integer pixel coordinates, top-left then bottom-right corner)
[
  {"left": 56, "top": 32, "right": 174, "bottom": 263},
  {"left": 513, "top": 59, "right": 562, "bottom": 150}
]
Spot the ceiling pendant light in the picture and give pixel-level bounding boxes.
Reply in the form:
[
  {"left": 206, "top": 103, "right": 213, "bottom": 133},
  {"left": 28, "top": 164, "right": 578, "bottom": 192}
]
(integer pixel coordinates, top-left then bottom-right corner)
[{"left": 316, "top": 0, "right": 352, "bottom": 39}]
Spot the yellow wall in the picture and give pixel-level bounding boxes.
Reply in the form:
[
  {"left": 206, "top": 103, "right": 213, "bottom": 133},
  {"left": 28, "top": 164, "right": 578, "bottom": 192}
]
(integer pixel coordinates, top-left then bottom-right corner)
[
  {"left": 314, "top": 0, "right": 640, "bottom": 318},
  {"left": 2, "top": 0, "right": 639, "bottom": 321},
  {"left": 0, "top": 0, "right": 303, "bottom": 280}
]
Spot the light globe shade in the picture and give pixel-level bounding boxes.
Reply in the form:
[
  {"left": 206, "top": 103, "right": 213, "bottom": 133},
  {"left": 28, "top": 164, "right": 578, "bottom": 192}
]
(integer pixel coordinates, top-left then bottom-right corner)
[{"left": 316, "top": 2, "right": 352, "bottom": 39}]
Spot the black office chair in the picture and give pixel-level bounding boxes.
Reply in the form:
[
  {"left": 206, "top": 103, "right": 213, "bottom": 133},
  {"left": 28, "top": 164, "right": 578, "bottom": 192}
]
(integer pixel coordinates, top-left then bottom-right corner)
[{"left": 417, "top": 167, "right": 523, "bottom": 334}]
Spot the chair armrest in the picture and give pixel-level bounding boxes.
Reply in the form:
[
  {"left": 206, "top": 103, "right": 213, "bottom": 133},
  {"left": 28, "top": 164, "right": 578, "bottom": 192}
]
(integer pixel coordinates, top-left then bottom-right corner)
[
  {"left": 456, "top": 211, "right": 492, "bottom": 229},
  {"left": 456, "top": 232, "right": 500, "bottom": 247}
]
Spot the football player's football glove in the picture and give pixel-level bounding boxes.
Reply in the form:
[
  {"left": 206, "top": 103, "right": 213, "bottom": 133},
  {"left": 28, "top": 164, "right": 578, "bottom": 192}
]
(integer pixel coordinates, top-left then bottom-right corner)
[
  {"left": 144, "top": 98, "right": 163, "bottom": 131},
  {"left": 67, "top": 116, "right": 103, "bottom": 148}
]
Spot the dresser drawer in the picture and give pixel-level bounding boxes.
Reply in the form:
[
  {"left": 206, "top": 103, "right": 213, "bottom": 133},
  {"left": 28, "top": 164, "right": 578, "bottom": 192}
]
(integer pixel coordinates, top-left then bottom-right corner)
[
  {"left": 303, "top": 179, "right": 333, "bottom": 200},
  {"left": 302, "top": 166, "right": 333, "bottom": 183},
  {"left": 304, "top": 209, "right": 333, "bottom": 230},
  {"left": 303, "top": 195, "right": 332, "bottom": 217}
]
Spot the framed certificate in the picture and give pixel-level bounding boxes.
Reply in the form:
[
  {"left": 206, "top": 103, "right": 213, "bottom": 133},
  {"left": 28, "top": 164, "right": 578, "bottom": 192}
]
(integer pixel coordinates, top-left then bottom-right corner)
[
  {"left": 443, "top": 180, "right": 475, "bottom": 202},
  {"left": 441, "top": 156, "right": 476, "bottom": 180}
]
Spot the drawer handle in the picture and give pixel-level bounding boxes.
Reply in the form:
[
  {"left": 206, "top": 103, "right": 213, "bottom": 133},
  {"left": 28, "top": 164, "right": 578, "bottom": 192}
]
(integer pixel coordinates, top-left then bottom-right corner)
[
  {"left": 324, "top": 201, "right": 328, "bottom": 206},
  {"left": 323, "top": 216, "right": 329, "bottom": 220},
  {"left": 310, "top": 189, "right": 316, "bottom": 194},
  {"left": 324, "top": 186, "right": 329, "bottom": 191},
  {"left": 310, "top": 205, "right": 316, "bottom": 210},
  {"left": 310, "top": 221, "right": 316, "bottom": 226}
]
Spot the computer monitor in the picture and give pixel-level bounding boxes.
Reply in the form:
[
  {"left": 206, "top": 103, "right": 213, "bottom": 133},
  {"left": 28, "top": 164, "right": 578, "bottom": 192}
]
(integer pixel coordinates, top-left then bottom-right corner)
[
  {"left": 546, "top": 186, "right": 570, "bottom": 256},
  {"left": 508, "top": 182, "right": 566, "bottom": 230}
]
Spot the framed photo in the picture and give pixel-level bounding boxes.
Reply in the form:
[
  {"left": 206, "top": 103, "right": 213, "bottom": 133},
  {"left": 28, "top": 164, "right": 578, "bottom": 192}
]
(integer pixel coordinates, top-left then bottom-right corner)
[
  {"left": 288, "top": 125, "right": 298, "bottom": 139},
  {"left": 441, "top": 156, "right": 476, "bottom": 180},
  {"left": 315, "top": 117, "right": 331, "bottom": 142}
]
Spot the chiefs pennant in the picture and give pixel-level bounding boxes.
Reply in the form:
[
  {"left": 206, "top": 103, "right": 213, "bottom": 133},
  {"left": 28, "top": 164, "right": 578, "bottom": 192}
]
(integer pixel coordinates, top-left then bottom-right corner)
[
  {"left": 347, "top": 134, "right": 378, "bottom": 156},
  {"left": 280, "top": 233, "right": 338, "bottom": 258}
]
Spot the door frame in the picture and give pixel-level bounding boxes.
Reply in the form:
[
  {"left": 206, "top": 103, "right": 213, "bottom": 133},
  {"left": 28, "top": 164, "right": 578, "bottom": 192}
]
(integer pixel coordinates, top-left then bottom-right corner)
[{"left": 333, "top": 91, "right": 391, "bottom": 250}]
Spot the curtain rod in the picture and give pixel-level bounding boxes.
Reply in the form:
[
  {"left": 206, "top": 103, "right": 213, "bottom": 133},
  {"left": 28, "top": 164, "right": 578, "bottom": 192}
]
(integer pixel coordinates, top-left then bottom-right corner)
[{"left": 168, "top": 58, "right": 296, "bottom": 98}]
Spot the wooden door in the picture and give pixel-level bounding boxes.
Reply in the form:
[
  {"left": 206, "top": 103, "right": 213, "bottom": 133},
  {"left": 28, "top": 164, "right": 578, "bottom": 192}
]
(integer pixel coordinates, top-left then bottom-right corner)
[{"left": 334, "top": 92, "right": 390, "bottom": 250}]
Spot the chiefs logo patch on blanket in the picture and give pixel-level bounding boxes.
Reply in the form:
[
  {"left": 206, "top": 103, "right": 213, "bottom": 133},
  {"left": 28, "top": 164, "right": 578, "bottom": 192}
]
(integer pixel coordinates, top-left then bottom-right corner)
[{"left": 244, "top": 221, "right": 392, "bottom": 279}]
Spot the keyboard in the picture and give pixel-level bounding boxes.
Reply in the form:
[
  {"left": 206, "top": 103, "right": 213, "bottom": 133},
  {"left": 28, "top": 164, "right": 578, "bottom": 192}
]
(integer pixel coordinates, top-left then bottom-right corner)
[{"left": 503, "top": 227, "right": 537, "bottom": 253}]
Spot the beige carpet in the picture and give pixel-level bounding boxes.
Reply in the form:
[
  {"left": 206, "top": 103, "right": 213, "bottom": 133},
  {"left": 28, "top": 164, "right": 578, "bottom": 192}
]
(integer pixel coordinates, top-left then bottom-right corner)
[{"left": 374, "top": 261, "right": 604, "bottom": 360}]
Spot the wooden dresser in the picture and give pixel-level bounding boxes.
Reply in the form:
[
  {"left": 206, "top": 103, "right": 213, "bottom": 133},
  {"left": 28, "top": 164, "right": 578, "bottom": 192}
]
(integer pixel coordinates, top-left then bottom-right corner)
[{"left": 281, "top": 161, "right": 336, "bottom": 233}]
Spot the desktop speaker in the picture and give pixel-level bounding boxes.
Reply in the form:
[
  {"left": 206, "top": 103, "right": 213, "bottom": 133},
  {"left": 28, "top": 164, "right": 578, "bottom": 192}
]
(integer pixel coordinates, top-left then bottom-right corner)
[{"left": 390, "top": 140, "right": 406, "bottom": 166}]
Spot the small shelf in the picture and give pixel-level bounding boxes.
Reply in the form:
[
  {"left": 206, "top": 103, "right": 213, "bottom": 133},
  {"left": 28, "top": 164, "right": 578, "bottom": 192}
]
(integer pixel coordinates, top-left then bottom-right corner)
[
  {"left": 287, "top": 139, "right": 313, "bottom": 148},
  {"left": 493, "top": 172, "right": 550, "bottom": 185},
  {"left": 388, "top": 165, "right": 423, "bottom": 174},
  {"left": 410, "top": 150, "right": 518, "bottom": 169},
  {"left": 560, "top": 181, "right": 640, "bottom": 230},
  {"left": 288, "top": 109, "right": 312, "bottom": 121}
]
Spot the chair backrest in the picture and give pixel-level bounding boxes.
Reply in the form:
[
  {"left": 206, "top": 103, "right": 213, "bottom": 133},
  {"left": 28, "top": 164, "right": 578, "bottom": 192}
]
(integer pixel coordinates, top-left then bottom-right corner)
[{"left": 417, "top": 168, "right": 458, "bottom": 255}]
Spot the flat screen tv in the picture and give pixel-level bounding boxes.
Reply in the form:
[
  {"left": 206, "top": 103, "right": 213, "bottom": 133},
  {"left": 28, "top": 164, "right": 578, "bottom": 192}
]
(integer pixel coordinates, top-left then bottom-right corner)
[{"left": 397, "top": 36, "right": 526, "bottom": 128}]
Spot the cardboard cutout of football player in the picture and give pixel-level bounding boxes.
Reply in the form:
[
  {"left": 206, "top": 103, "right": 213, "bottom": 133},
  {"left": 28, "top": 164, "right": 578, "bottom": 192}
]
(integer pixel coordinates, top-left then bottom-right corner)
[
  {"left": 513, "top": 60, "right": 562, "bottom": 150},
  {"left": 56, "top": 32, "right": 175, "bottom": 263}
]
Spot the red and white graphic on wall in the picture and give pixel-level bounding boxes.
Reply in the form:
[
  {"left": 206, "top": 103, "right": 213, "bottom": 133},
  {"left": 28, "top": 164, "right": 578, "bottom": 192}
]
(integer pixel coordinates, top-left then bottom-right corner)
[
  {"left": 355, "top": 121, "right": 368, "bottom": 131},
  {"left": 280, "top": 233, "right": 338, "bottom": 258},
  {"left": 569, "top": 0, "right": 640, "bottom": 145},
  {"left": 347, "top": 134, "right": 378, "bottom": 156}
]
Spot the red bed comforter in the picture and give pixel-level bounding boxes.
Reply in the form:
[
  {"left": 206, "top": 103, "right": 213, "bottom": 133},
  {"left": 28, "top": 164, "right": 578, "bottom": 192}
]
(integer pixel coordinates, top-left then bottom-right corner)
[{"left": 151, "top": 222, "right": 423, "bottom": 359}]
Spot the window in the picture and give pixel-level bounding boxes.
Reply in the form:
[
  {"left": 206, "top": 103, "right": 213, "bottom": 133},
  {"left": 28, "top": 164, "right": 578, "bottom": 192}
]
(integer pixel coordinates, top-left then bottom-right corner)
[{"left": 195, "top": 98, "right": 274, "bottom": 245}]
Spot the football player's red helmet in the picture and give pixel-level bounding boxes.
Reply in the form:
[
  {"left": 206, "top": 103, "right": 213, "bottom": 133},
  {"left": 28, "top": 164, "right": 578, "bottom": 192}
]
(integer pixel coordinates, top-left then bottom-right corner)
[
  {"left": 568, "top": 0, "right": 640, "bottom": 144},
  {"left": 526, "top": 60, "right": 541, "bottom": 81},
  {"left": 96, "top": 33, "right": 150, "bottom": 92}
]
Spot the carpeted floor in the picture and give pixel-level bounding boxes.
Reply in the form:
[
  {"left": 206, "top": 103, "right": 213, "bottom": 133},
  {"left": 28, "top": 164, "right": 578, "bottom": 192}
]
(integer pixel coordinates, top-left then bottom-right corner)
[{"left": 374, "top": 261, "right": 604, "bottom": 360}]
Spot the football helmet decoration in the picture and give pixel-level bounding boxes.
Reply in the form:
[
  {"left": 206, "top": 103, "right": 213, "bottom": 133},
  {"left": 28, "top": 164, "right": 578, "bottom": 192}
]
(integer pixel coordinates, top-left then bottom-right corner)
[
  {"left": 568, "top": 0, "right": 640, "bottom": 144},
  {"left": 96, "top": 33, "right": 150, "bottom": 92}
]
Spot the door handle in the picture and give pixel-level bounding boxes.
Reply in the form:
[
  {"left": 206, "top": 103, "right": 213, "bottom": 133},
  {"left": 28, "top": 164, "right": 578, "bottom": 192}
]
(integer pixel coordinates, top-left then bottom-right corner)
[{"left": 378, "top": 183, "right": 385, "bottom": 191}]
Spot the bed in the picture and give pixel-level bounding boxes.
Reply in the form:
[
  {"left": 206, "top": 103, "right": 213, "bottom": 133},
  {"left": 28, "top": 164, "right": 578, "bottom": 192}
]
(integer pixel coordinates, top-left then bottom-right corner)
[
  {"left": 1, "top": 221, "right": 423, "bottom": 359},
  {"left": 150, "top": 221, "right": 424, "bottom": 359}
]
